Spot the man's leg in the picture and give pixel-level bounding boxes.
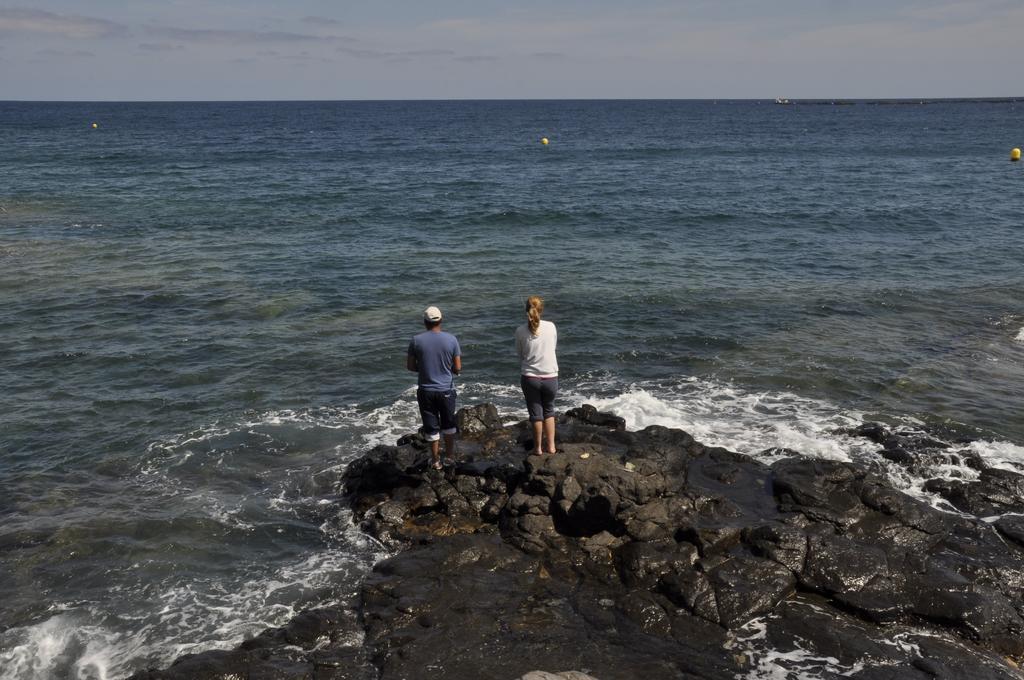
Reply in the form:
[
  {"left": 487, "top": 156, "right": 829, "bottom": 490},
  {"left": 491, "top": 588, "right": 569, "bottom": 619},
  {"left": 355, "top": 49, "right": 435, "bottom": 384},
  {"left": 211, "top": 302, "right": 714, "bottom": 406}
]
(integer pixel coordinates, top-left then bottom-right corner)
[
  {"left": 440, "top": 389, "right": 458, "bottom": 463},
  {"left": 417, "top": 388, "right": 442, "bottom": 468}
]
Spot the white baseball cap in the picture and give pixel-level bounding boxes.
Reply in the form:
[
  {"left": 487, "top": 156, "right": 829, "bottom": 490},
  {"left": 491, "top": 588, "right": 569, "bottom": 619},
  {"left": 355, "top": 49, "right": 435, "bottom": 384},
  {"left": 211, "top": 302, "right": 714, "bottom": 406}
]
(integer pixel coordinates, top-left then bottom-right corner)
[{"left": 423, "top": 306, "right": 443, "bottom": 322}]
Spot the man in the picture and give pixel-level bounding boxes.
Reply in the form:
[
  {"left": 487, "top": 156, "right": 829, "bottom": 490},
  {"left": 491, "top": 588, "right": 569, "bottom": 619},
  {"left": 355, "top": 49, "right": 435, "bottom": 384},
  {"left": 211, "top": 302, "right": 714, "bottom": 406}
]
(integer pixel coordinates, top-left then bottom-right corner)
[{"left": 407, "top": 305, "right": 462, "bottom": 470}]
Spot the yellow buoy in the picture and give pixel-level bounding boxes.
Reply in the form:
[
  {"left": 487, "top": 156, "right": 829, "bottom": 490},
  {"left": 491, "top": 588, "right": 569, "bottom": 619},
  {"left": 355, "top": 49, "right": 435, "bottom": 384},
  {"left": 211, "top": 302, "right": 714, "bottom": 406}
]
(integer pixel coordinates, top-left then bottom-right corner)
[
  {"left": 540, "top": 137, "right": 549, "bottom": 145},
  {"left": 91, "top": 122, "right": 98, "bottom": 129},
  {"left": 1013, "top": 148, "right": 1021, "bottom": 162}
]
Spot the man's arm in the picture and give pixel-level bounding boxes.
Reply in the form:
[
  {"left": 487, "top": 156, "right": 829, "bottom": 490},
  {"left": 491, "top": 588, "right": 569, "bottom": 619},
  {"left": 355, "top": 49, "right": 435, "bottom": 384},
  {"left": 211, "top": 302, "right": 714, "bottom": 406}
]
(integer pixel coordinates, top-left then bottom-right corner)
[
  {"left": 453, "top": 355, "right": 462, "bottom": 375},
  {"left": 407, "top": 337, "right": 418, "bottom": 372}
]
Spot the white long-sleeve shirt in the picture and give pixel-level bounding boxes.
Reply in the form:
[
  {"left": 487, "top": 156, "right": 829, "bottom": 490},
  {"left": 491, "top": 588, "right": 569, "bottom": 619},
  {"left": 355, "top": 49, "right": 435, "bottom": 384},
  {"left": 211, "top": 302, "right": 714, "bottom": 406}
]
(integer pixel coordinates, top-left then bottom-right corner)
[{"left": 515, "top": 320, "right": 558, "bottom": 377}]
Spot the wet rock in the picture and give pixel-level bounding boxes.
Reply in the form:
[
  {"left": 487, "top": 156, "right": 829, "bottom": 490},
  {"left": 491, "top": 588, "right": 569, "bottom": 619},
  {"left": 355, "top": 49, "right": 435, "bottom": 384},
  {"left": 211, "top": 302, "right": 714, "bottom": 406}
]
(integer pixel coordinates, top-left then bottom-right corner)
[
  {"left": 880, "top": 446, "right": 916, "bottom": 466},
  {"left": 457, "top": 403, "right": 503, "bottom": 436},
  {"left": 615, "top": 540, "right": 698, "bottom": 588},
  {"left": 847, "top": 422, "right": 890, "bottom": 444},
  {"left": 616, "top": 589, "right": 674, "bottom": 637},
  {"left": 659, "top": 553, "right": 794, "bottom": 629},
  {"left": 343, "top": 445, "right": 427, "bottom": 512},
  {"left": 744, "top": 523, "right": 808, "bottom": 572},
  {"left": 925, "top": 468, "right": 1024, "bottom": 516},
  {"left": 128, "top": 604, "right": 374, "bottom": 680},
  {"left": 138, "top": 403, "right": 1024, "bottom": 680},
  {"left": 361, "top": 533, "right": 737, "bottom": 680},
  {"left": 800, "top": 532, "right": 909, "bottom": 621},
  {"left": 772, "top": 458, "right": 868, "bottom": 528},
  {"left": 913, "top": 582, "right": 1024, "bottom": 656},
  {"left": 241, "top": 607, "right": 361, "bottom": 650},
  {"left": 995, "top": 515, "right": 1024, "bottom": 547},
  {"left": 737, "top": 595, "right": 1023, "bottom": 680},
  {"left": 564, "top": 404, "right": 627, "bottom": 431},
  {"left": 705, "top": 555, "right": 795, "bottom": 627},
  {"left": 628, "top": 424, "right": 704, "bottom": 473}
]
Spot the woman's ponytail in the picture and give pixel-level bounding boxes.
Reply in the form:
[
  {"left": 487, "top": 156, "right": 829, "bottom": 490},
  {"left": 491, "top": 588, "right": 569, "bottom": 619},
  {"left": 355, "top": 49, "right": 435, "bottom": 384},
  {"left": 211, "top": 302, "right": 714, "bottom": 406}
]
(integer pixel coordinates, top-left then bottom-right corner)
[{"left": 526, "top": 296, "right": 544, "bottom": 337}]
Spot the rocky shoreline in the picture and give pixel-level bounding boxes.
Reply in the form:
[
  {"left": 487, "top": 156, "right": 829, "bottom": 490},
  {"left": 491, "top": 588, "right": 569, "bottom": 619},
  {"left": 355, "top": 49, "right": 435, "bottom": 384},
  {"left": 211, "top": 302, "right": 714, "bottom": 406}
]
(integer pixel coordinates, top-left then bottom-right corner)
[{"left": 132, "top": 405, "right": 1024, "bottom": 679}]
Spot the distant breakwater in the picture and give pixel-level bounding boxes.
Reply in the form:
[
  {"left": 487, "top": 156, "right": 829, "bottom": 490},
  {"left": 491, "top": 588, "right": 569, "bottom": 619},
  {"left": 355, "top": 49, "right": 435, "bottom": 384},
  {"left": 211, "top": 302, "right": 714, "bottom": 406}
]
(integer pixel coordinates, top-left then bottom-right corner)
[{"left": 773, "top": 97, "right": 1024, "bottom": 105}]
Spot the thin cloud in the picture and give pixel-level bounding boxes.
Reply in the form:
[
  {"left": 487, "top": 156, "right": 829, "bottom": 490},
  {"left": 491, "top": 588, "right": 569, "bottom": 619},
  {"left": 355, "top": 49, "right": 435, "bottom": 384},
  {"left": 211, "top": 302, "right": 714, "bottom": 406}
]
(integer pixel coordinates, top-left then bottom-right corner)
[
  {"left": 901, "top": 0, "right": 1017, "bottom": 26},
  {"left": 146, "top": 25, "right": 353, "bottom": 45},
  {"left": 420, "top": 15, "right": 614, "bottom": 42},
  {"left": 406, "top": 49, "right": 456, "bottom": 57},
  {"left": 0, "top": 8, "right": 126, "bottom": 39},
  {"left": 786, "top": 7, "right": 1023, "bottom": 56},
  {"left": 246, "top": 50, "right": 336, "bottom": 63},
  {"left": 336, "top": 45, "right": 455, "bottom": 60},
  {"left": 336, "top": 45, "right": 390, "bottom": 59},
  {"left": 454, "top": 55, "right": 499, "bottom": 63},
  {"left": 414, "top": 13, "right": 667, "bottom": 61},
  {"left": 424, "top": 18, "right": 485, "bottom": 36},
  {"left": 302, "top": 16, "right": 343, "bottom": 26},
  {"left": 138, "top": 42, "right": 183, "bottom": 52},
  {"left": 36, "top": 48, "right": 96, "bottom": 58}
]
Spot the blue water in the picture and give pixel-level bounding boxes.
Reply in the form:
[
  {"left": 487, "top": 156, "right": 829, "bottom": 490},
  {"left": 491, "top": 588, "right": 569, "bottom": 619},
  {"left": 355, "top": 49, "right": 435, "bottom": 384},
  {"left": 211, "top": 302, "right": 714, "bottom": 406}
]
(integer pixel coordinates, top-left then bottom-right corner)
[{"left": 2, "top": 100, "right": 1023, "bottom": 678}]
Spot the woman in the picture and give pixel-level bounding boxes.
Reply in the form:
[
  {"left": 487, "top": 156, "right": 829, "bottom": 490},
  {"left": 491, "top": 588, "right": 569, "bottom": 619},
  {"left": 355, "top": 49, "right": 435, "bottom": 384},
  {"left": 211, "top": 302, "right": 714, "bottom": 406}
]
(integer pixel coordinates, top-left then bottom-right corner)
[{"left": 515, "top": 296, "right": 558, "bottom": 455}]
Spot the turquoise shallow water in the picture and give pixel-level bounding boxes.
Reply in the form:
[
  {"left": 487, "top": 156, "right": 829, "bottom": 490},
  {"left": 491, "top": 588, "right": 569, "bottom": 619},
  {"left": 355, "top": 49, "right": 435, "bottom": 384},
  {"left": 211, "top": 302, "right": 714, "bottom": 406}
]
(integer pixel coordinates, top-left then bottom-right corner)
[{"left": 1, "top": 100, "right": 1023, "bottom": 678}]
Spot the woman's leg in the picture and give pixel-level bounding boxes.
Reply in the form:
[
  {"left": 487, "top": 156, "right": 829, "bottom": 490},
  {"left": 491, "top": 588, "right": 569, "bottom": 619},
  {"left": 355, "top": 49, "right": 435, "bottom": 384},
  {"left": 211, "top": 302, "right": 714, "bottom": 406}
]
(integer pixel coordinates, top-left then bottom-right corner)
[
  {"left": 532, "top": 420, "right": 544, "bottom": 455},
  {"left": 541, "top": 378, "right": 558, "bottom": 453},
  {"left": 543, "top": 416, "right": 556, "bottom": 454},
  {"left": 521, "top": 376, "right": 544, "bottom": 455}
]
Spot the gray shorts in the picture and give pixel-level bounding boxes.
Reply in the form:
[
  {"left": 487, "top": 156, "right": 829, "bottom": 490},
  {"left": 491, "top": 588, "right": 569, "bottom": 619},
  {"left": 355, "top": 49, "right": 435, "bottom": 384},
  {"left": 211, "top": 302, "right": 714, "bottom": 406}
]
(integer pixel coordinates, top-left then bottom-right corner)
[{"left": 521, "top": 376, "right": 558, "bottom": 422}]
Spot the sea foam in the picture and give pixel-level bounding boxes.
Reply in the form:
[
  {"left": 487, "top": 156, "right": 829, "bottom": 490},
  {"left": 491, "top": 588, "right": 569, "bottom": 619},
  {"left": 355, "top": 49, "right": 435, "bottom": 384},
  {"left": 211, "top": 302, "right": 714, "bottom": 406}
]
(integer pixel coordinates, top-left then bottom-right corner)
[{"left": 0, "top": 612, "right": 130, "bottom": 680}]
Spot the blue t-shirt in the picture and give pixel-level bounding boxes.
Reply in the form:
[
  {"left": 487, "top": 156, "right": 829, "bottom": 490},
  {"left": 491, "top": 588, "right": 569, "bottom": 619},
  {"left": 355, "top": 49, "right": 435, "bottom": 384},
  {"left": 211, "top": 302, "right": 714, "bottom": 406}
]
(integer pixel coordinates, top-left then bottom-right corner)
[{"left": 408, "top": 330, "right": 461, "bottom": 391}]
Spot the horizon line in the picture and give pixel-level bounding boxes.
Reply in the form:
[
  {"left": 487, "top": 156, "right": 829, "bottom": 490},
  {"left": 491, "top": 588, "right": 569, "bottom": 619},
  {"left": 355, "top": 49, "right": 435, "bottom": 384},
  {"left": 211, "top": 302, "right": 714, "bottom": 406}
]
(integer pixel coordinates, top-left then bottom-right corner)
[{"left": 2, "top": 96, "right": 1023, "bottom": 104}]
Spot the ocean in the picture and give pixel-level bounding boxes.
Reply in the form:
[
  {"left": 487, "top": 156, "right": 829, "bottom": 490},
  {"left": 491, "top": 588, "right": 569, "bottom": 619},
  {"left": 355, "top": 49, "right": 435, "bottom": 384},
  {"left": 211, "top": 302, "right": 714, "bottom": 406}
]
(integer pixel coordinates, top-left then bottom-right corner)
[{"left": 1, "top": 99, "right": 1023, "bottom": 679}]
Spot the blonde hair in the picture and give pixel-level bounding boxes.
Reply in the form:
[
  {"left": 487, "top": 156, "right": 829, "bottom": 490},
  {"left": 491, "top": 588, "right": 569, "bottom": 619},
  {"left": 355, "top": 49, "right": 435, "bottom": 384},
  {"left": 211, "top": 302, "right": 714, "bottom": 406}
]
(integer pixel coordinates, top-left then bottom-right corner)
[{"left": 526, "top": 296, "right": 544, "bottom": 336}]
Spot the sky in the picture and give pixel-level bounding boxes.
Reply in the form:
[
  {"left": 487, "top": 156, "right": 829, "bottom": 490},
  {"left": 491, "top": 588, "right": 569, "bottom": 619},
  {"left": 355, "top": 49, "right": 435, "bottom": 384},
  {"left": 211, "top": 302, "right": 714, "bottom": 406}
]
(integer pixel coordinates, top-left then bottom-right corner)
[{"left": 0, "top": 1, "right": 1021, "bottom": 100}]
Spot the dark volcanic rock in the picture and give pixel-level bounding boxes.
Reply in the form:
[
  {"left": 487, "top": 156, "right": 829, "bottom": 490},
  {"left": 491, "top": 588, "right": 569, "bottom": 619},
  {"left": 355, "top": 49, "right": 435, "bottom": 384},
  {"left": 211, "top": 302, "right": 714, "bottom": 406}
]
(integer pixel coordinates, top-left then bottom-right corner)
[
  {"left": 130, "top": 605, "right": 375, "bottom": 679},
  {"left": 924, "top": 467, "right": 1024, "bottom": 516},
  {"left": 457, "top": 402, "right": 504, "bottom": 436},
  {"left": 135, "top": 405, "right": 1024, "bottom": 680},
  {"left": 564, "top": 404, "right": 627, "bottom": 431},
  {"left": 734, "top": 595, "right": 1023, "bottom": 680},
  {"left": 361, "top": 532, "right": 736, "bottom": 679},
  {"left": 840, "top": 422, "right": 991, "bottom": 487}
]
